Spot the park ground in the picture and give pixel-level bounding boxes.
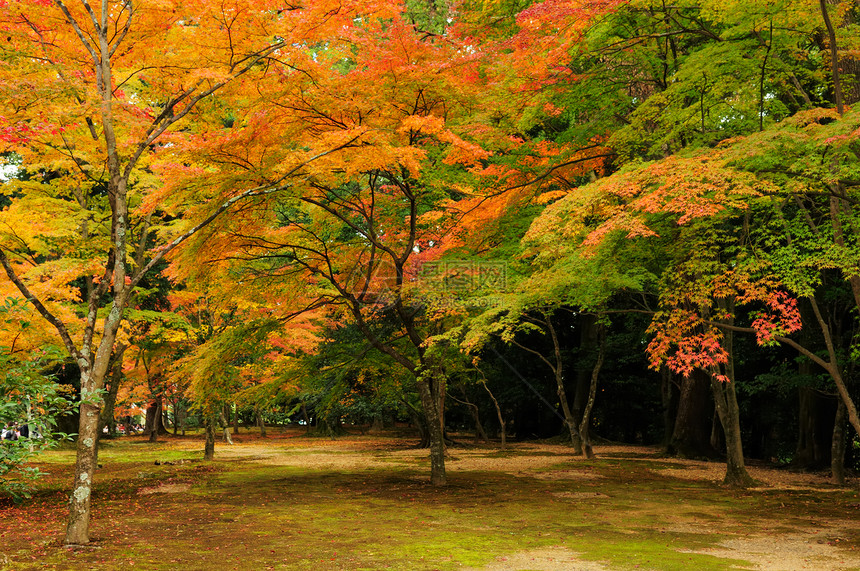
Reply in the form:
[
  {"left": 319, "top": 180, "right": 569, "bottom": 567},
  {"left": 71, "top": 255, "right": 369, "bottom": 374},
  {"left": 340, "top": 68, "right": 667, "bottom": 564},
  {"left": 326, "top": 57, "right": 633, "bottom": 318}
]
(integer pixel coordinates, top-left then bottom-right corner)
[{"left": 1, "top": 428, "right": 860, "bottom": 570}]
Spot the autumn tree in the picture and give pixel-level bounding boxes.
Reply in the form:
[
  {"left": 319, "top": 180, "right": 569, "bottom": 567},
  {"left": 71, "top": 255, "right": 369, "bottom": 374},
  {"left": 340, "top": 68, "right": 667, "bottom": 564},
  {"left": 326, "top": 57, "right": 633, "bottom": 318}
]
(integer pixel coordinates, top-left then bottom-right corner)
[{"left": 0, "top": 0, "right": 395, "bottom": 544}]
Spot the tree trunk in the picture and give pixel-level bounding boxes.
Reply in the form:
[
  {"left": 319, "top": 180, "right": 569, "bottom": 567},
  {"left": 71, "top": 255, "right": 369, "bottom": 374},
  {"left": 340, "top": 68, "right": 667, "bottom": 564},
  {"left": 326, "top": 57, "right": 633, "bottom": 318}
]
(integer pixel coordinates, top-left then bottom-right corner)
[
  {"left": 709, "top": 311, "right": 755, "bottom": 488},
  {"left": 479, "top": 376, "right": 506, "bottom": 450},
  {"left": 144, "top": 397, "right": 168, "bottom": 438},
  {"left": 99, "top": 344, "right": 126, "bottom": 439},
  {"left": 204, "top": 415, "right": 216, "bottom": 461},
  {"left": 172, "top": 399, "right": 180, "bottom": 436},
  {"left": 710, "top": 409, "right": 724, "bottom": 453},
  {"left": 544, "top": 312, "right": 582, "bottom": 451},
  {"left": 66, "top": 292, "right": 130, "bottom": 545},
  {"left": 572, "top": 314, "right": 600, "bottom": 452},
  {"left": 179, "top": 401, "right": 186, "bottom": 436},
  {"left": 257, "top": 408, "right": 267, "bottom": 437},
  {"left": 669, "top": 369, "right": 715, "bottom": 458},
  {"left": 301, "top": 402, "right": 311, "bottom": 434},
  {"left": 820, "top": 0, "right": 845, "bottom": 114},
  {"left": 660, "top": 366, "right": 677, "bottom": 450},
  {"left": 437, "top": 377, "right": 447, "bottom": 446},
  {"left": 831, "top": 399, "right": 847, "bottom": 484},
  {"left": 806, "top": 297, "right": 860, "bottom": 440},
  {"left": 795, "top": 387, "right": 833, "bottom": 468},
  {"left": 369, "top": 416, "right": 384, "bottom": 434},
  {"left": 416, "top": 377, "right": 446, "bottom": 486},
  {"left": 457, "top": 387, "right": 488, "bottom": 442},
  {"left": 232, "top": 403, "right": 239, "bottom": 435},
  {"left": 66, "top": 395, "right": 101, "bottom": 545},
  {"left": 219, "top": 410, "right": 234, "bottom": 444},
  {"left": 468, "top": 403, "right": 488, "bottom": 442},
  {"left": 578, "top": 325, "right": 606, "bottom": 459},
  {"left": 710, "top": 375, "right": 754, "bottom": 487},
  {"left": 149, "top": 399, "right": 163, "bottom": 443}
]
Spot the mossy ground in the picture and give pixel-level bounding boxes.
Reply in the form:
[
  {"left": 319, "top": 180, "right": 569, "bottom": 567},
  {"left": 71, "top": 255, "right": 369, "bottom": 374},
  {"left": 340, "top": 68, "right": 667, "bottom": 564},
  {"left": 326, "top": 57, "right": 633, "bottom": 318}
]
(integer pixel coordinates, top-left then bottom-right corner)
[{"left": 2, "top": 429, "right": 859, "bottom": 570}]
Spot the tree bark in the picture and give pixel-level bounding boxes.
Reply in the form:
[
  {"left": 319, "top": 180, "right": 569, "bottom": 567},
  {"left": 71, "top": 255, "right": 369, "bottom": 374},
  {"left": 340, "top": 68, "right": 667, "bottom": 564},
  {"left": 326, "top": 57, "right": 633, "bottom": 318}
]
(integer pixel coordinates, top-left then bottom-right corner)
[
  {"left": 219, "top": 410, "right": 234, "bottom": 444},
  {"left": 572, "top": 314, "right": 600, "bottom": 452},
  {"left": 66, "top": 374, "right": 103, "bottom": 545},
  {"left": 709, "top": 308, "right": 755, "bottom": 488},
  {"left": 794, "top": 387, "right": 833, "bottom": 469},
  {"left": 204, "top": 415, "right": 216, "bottom": 461},
  {"left": 831, "top": 399, "right": 847, "bottom": 484},
  {"left": 416, "top": 376, "right": 446, "bottom": 486},
  {"left": 144, "top": 397, "right": 168, "bottom": 439},
  {"left": 149, "top": 398, "right": 163, "bottom": 443},
  {"left": 710, "top": 374, "right": 755, "bottom": 487},
  {"left": 820, "top": 0, "right": 845, "bottom": 114},
  {"left": 172, "top": 399, "right": 180, "bottom": 436},
  {"left": 99, "top": 343, "right": 126, "bottom": 439},
  {"left": 668, "top": 369, "right": 715, "bottom": 458},
  {"left": 479, "top": 374, "right": 506, "bottom": 450},
  {"left": 301, "top": 402, "right": 311, "bottom": 434},
  {"left": 578, "top": 325, "right": 606, "bottom": 459},
  {"left": 455, "top": 387, "right": 488, "bottom": 442},
  {"left": 660, "top": 366, "right": 677, "bottom": 450},
  {"left": 256, "top": 408, "right": 267, "bottom": 438},
  {"left": 541, "top": 311, "right": 581, "bottom": 450}
]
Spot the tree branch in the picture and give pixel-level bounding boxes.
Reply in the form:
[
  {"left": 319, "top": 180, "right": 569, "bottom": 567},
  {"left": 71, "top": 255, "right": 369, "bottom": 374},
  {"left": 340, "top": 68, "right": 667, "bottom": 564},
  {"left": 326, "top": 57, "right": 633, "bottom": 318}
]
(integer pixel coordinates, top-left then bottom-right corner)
[{"left": 0, "top": 250, "right": 84, "bottom": 365}]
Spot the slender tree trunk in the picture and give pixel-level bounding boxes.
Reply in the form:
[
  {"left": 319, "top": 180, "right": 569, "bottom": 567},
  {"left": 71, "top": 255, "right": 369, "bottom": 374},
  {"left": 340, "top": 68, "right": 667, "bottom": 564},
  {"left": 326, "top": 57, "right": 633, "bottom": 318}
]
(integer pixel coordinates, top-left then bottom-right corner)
[
  {"left": 544, "top": 312, "right": 582, "bottom": 451},
  {"left": 831, "top": 399, "right": 847, "bottom": 484},
  {"left": 710, "top": 409, "right": 724, "bottom": 453},
  {"left": 172, "top": 400, "right": 179, "bottom": 436},
  {"left": 572, "top": 315, "right": 600, "bottom": 452},
  {"left": 820, "top": 0, "right": 845, "bottom": 114},
  {"left": 99, "top": 343, "right": 126, "bottom": 439},
  {"left": 660, "top": 366, "right": 677, "bottom": 450},
  {"left": 219, "top": 410, "right": 234, "bottom": 444},
  {"left": 416, "top": 377, "right": 446, "bottom": 486},
  {"left": 807, "top": 297, "right": 860, "bottom": 438},
  {"left": 456, "top": 387, "right": 488, "bottom": 442},
  {"left": 437, "top": 378, "right": 448, "bottom": 446},
  {"left": 301, "top": 402, "right": 311, "bottom": 434},
  {"left": 257, "top": 408, "right": 267, "bottom": 438},
  {"left": 709, "top": 309, "right": 755, "bottom": 488},
  {"left": 479, "top": 376, "right": 506, "bottom": 450},
  {"left": 204, "top": 415, "right": 216, "bottom": 461},
  {"left": 468, "top": 402, "right": 488, "bottom": 442},
  {"left": 710, "top": 376, "right": 754, "bottom": 487},
  {"left": 179, "top": 402, "right": 186, "bottom": 436},
  {"left": 232, "top": 403, "right": 239, "bottom": 435},
  {"left": 578, "top": 326, "right": 606, "bottom": 459}
]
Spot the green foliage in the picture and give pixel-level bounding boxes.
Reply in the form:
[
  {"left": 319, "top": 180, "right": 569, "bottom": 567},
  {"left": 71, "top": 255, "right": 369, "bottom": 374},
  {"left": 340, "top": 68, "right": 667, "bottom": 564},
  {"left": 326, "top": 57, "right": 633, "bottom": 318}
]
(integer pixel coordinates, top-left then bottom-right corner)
[
  {"left": 0, "top": 301, "right": 76, "bottom": 500},
  {"left": 289, "top": 323, "right": 413, "bottom": 431}
]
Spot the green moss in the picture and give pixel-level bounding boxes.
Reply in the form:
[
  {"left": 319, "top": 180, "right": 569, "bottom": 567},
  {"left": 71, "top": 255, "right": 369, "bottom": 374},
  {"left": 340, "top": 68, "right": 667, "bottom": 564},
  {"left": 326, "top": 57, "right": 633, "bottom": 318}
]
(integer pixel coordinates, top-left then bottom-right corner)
[{"left": 11, "top": 438, "right": 860, "bottom": 570}]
